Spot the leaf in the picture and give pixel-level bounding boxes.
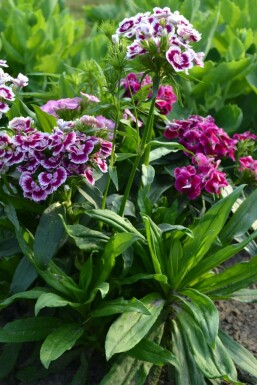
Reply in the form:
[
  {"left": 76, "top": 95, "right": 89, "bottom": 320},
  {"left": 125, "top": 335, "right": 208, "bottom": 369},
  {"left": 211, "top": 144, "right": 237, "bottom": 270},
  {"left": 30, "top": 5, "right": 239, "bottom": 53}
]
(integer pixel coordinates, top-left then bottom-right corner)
[
  {"left": 0, "top": 237, "right": 21, "bottom": 258},
  {"left": 141, "top": 164, "right": 155, "bottom": 187},
  {"left": 106, "top": 194, "right": 136, "bottom": 217},
  {"left": 220, "top": 188, "right": 257, "bottom": 245},
  {"left": 172, "top": 320, "right": 206, "bottom": 385},
  {"left": 10, "top": 256, "right": 38, "bottom": 294},
  {"left": 62, "top": 222, "right": 109, "bottom": 252},
  {"left": 32, "top": 104, "right": 57, "bottom": 132},
  {"left": 105, "top": 293, "right": 165, "bottom": 360},
  {"left": 40, "top": 323, "right": 84, "bottom": 369},
  {"left": 35, "top": 293, "right": 80, "bottom": 316},
  {"left": 0, "top": 317, "right": 63, "bottom": 343},
  {"left": 128, "top": 338, "right": 178, "bottom": 367},
  {"left": 182, "top": 228, "right": 257, "bottom": 287},
  {"left": 0, "top": 289, "right": 47, "bottom": 310},
  {"left": 0, "top": 344, "right": 21, "bottom": 379},
  {"left": 174, "top": 185, "right": 245, "bottom": 288},
  {"left": 230, "top": 288, "right": 257, "bottom": 302},
  {"left": 96, "top": 232, "right": 141, "bottom": 285},
  {"left": 177, "top": 311, "right": 240, "bottom": 382},
  {"left": 219, "top": 329, "right": 257, "bottom": 379},
  {"left": 87, "top": 209, "right": 144, "bottom": 239},
  {"left": 85, "top": 282, "right": 109, "bottom": 305},
  {"left": 99, "top": 354, "right": 152, "bottom": 385},
  {"left": 34, "top": 203, "right": 67, "bottom": 268},
  {"left": 142, "top": 214, "right": 165, "bottom": 275},
  {"left": 109, "top": 166, "right": 119, "bottom": 191},
  {"left": 214, "top": 104, "right": 243, "bottom": 134},
  {"left": 196, "top": 255, "right": 257, "bottom": 297},
  {"left": 90, "top": 298, "right": 151, "bottom": 318},
  {"left": 113, "top": 273, "right": 168, "bottom": 286},
  {"left": 179, "top": 289, "right": 219, "bottom": 347}
]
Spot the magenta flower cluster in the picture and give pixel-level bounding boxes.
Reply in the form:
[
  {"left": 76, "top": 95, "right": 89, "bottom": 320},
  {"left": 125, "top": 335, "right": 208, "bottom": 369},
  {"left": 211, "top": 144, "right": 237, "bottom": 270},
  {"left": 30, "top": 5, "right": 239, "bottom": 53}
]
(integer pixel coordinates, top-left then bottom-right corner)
[
  {"left": 121, "top": 73, "right": 177, "bottom": 115},
  {"left": 41, "top": 97, "right": 83, "bottom": 118},
  {"left": 0, "top": 60, "right": 28, "bottom": 118},
  {"left": 174, "top": 153, "right": 228, "bottom": 200},
  {"left": 163, "top": 115, "right": 236, "bottom": 199},
  {"left": 113, "top": 7, "right": 204, "bottom": 73},
  {"left": 238, "top": 156, "right": 257, "bottom": 181},
  {"left": 164, "top": 115, "right": 236, "bottom": 160},
  {"left": 0, "top": 116, "right": 112, "bottom": 202}
]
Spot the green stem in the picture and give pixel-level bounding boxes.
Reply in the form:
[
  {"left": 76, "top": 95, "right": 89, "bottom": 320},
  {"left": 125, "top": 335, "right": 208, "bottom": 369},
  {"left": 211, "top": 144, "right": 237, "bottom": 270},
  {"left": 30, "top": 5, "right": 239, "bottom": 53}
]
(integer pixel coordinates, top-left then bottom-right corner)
[{"left": 119, "top": 97, "right": 156, "bottom": 216}]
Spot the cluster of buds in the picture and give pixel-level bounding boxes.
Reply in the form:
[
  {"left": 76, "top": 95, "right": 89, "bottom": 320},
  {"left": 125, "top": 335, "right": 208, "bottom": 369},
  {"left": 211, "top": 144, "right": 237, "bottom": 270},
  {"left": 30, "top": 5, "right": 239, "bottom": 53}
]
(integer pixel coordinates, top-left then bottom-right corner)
[
  {"left": 121, "top": 72, "right": 177, "bottom": 115},
  {"left": 164, "top": 115, "right": 236, "bottom": 160},
  {"left": 0, "top": 116, "right": 112, "bottom": 202},
  {"left": 113, "top": 7, "right": 204, "bottom": 74},
  {"left": 0, "top": 60, "right": 28, "bottom": 118},
  {"left": 174, "top": 153, "right": 228, "bottom": 200}
]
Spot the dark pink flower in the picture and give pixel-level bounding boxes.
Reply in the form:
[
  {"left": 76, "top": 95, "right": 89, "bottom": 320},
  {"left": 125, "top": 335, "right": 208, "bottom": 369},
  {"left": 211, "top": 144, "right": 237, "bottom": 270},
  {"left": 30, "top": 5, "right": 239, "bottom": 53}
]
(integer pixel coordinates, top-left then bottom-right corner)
[
  {"left": 174, "top": 165, "right": 202, "bottom": 199},
  {"left": 233, "top": 131, "right": 257, "bottom": 141},
  {"left": 204, "top": 169, "right": 228, "bottom": 194}
]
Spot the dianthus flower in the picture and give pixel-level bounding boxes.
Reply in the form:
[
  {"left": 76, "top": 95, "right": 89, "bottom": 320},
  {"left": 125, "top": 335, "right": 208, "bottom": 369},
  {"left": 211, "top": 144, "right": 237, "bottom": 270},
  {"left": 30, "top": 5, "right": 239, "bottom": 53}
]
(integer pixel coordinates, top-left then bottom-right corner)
[
  {"left": 238, "top": 156, "right": 257, "bottom": 182},
  {"left": 164, "top": 115, "right": 236, "bottom": 160},
  {"left": 233, "top": 131, "right": 257, "bottom": 142},
  {"left": 40, "top": 97, "right": 83, "bottom": 118},
  {"left": 174, "top": 152, "right": 228, "bottom": 199},
  {"left": 114, "top": 7, "right": 204, "bottom": 74},
  {"left": 0, "top": 60, "right": 28, "bottom": 118},
  {"left": 0, "top": 117, "right": 112, "bottom": 202},
  {"left": 121, "top": 72, "right": 177, "bottom": 115}
]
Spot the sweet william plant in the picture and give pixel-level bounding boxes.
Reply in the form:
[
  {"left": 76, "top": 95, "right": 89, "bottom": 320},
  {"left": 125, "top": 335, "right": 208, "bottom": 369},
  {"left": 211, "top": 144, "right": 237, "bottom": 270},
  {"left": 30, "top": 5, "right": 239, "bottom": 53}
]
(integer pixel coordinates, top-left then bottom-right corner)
[{"left": 1, "top": 6, "right": 257, "bottom": 385}]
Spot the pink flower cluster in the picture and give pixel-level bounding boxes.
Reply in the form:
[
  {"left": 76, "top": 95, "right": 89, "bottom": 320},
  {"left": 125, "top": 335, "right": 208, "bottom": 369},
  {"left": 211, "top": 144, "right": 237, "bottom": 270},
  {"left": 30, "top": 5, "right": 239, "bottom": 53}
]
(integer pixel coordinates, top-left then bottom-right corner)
[
  {"left": 233, "top": 131, "right": 257, "bottom": 142},
  {"left": 0, "top": 60, "right": 28, "bottom": 118},
  {"left": 238, "top": 156, "right": 257, "bottom": 181},
  {"left": 113, "top": 7, "right": 204, "bottom": 73},
  {"left": 0, "top": 116, "right": 112, "bottom": 201},
  {"left": 41, "top": 97, "right": 83, "bottom": 118},
  {"left": 163, "top": 115, "right": 233, "bottom": 199},
  {"left": 164, "top": 115, "right": 236, "bottom": 160},
  {"left": 174, "top": 153, "right": 228, "bottom": 200},
  {"left": 121, "top": 72, "right": 177, "bottom": 115}
]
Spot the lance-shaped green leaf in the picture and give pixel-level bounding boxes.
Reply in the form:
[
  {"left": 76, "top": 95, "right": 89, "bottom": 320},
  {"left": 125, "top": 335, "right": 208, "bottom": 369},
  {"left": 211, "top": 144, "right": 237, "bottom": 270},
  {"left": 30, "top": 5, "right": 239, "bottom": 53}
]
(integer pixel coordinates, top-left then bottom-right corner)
[
  {"left": 0, "top": 344, "right": 21, "bottom": 379},
  {"left": 0, "top": 236, "right": 21, "bottom": 258},
  {"left": 85, "top": 282, "right": 109, "bottom": 305},
  {"left": 32, "top": 104, "right": 56, "bottom": 132},
  {"left": 34, "top": 203, "right": 67, "bottom": 268},
  {"left": 177, "top": 311, "right": 241, "bottom": 383},
  {"left": 62, "top": 221, "right": 109, "bottom": 252},
  {"left": 174, "top": 185, "right": 245, "bottom": 288},
  {"left": 35, "top": 293, "right": 80, "bottom": 316},
  {"left": 113, "top": 273, "right": 168, "bottom": 286},
  {"left": 10, "top": 256, "right": 38, "bottom": 294},
  {"left": 105, "top": 293, "right": 165, "bottom": 360},
  {"left": 90, "top": 297, "right": 150, "bottom": 318},
  {"left": 196, "top": 255, "right": 257, "bottom": 297},
  {"left": 100, "top": 317, "right": 165, "bottom": 385},
  {"left": 95, "top": 232, "right": 141, "bottom": 285},
  {"left": 87, "top": 209, "right": 145, "bottom": 240},
  {"left": 172, "top": 320, "right": 207, "bottom": 385},
  {"left": 219, "top": 329, "right": 257, "bottom": 379},
  {"left": 178, "top": 289, "right": 219, "bottom": 347},
  {"left": 220, "top": 188, "right": 257, "bottom": 245},
  {"left": 0, "top": 317, "right": 63, "bottom": 343},
  {"left": 230, "top": 288, "right": 257, "bottom": 302},
  {"left": 128, "top": 338, "right": 178, "bottom": 367},
  {"left": 142, "top": 214, "right": 165, "bottom": 275},
  {"left": 181, "top": 229, "right": 257, "bottom": 287},
  {"left": 40, "top": 323, "right": 84, "bottom": 369},
  {"left": 0, "top": 289, "right": 47, "bottom": 309}
]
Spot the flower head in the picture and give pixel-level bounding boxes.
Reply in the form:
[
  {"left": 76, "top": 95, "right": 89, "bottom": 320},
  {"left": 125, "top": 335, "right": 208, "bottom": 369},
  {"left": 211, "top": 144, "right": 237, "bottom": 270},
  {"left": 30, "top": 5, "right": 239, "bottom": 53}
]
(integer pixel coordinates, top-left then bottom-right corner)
[{"left": 114, "top": 7, "right": 204, "bottom": 74}]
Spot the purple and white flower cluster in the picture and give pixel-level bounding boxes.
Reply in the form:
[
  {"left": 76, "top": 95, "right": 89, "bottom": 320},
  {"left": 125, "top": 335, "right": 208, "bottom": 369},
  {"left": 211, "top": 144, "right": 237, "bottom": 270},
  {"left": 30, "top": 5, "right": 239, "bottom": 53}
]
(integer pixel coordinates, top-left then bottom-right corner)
[
  {"left": 0, "top": 60, "right": 28, "bottom": 118},
  {"left": 164, "top": 115, "right": 236, "bottom": 199},
  {"left": 121, "top": 72, "right": 177, "bottom": 115},
  {"left": 174, "top": 154, "right": 228, "bottom": 200},
  {"left": 0, "top": 116, "right": 112, "bottom": 202},
  {"left": 113, "top": 7, "right": 204, "bottom": 74}
]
